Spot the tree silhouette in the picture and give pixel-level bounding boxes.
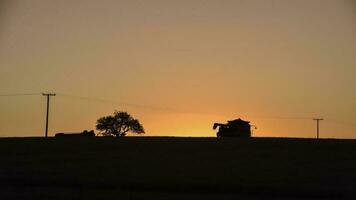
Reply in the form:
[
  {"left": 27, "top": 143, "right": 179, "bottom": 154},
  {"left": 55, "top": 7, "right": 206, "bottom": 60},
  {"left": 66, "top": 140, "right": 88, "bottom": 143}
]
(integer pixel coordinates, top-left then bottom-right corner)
[{"left": 96, "top": 111, "right": 145, "bottom": 137}]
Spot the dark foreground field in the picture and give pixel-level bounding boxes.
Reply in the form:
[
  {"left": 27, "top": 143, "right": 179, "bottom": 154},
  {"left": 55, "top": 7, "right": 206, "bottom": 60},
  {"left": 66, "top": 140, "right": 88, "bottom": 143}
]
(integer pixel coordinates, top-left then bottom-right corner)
[{"left": 0, "top": 137, "right": 356, "bottom": 199}]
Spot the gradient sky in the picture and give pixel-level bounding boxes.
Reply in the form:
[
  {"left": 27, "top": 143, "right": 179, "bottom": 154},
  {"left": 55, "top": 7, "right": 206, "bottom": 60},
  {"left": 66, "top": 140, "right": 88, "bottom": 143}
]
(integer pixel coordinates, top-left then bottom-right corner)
[{"left": 0, "top": 0, "right": 355, "bottom": 138}]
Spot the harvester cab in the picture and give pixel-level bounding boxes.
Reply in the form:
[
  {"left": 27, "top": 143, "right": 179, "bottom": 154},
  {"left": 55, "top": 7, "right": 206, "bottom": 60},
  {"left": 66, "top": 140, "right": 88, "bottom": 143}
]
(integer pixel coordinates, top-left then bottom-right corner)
[{"left": 213, "top": 118, "right": 252, "bottom": 138}]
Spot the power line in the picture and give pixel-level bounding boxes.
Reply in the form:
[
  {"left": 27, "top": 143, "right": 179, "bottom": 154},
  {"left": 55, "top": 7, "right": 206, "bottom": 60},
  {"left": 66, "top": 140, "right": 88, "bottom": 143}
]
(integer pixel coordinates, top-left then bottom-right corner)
[
  {"left": 1, "top": 92, "right": 314, "bottom": 119},
  {"left": 0, "top": 93, "right": 41, "bottom": 97},
  {"left": 251, "top": 116, "right": 312, "bottom": 120},
  {"left": 327, "top": 119, "right": 356, "bottom": 128},
  {"left": 0, "top": 92, "right": 329, "bottom": 121},
  {"left": 57, "top": 93, "right": 321, "bottom": 120},
  {"left": 56, "top": 93, "right": 190, "bottom": 113}
]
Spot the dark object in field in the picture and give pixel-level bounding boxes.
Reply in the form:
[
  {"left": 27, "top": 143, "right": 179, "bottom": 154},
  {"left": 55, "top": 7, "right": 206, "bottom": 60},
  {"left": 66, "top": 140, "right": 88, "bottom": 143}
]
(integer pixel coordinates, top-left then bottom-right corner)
[
  {"left": 55, "top": 130, "right": 96, "bottom": 137},
  {"left": 213, "top": 119, "right": 251, "bottom": 138}
]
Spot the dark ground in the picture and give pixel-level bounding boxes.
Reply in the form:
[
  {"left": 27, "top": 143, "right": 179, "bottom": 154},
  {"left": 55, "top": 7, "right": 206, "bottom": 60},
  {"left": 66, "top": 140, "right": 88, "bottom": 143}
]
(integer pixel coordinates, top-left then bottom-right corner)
[{"left": 0, "top": 136, "right": 355, "bottom": 199}]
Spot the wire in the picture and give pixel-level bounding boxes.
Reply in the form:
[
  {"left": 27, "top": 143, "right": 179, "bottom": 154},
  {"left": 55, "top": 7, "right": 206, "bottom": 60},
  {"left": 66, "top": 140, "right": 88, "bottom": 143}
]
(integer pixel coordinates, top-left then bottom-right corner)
[
  {"left": 56, "top": 93, "right": 321, "bottom": 120},
  {"left": 56, "top": 93, "right": 183, "bottom": 113},
  {"left": 327, "top": 118, "right": 356, "bottom": 128},
  {"left": 0, "top": 93, "right": 41, "bottom": 97},
  {"left": 0, "top": 92, "right": 338, "bottom": 122},
  {"left": 56, "top": 93, "right": 237, "bottom": 117},
  {"left": 251, "top": 116, "right": 312, "bottom": 120}
]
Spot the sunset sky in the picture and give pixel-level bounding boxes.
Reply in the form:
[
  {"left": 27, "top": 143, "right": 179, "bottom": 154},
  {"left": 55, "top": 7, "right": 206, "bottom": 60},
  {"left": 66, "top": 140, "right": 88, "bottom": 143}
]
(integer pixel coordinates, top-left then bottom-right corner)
[{"left": 0, "top": 0, "right": 355, "bottom": 138}]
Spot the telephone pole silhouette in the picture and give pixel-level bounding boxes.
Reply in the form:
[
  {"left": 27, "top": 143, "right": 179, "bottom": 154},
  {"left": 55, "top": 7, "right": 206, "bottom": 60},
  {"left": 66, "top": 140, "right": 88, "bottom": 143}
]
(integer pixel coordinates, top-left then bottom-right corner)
[
  {"left": 313, "top": 118, "right": 324, "bottom": 139},
  {"left": 42, "top": 93, "right": 56, "bottom": 138}
]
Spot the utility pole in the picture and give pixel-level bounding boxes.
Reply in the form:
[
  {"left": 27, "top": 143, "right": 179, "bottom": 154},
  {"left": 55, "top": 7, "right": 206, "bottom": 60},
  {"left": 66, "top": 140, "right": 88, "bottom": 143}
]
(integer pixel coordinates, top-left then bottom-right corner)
[
  {"left": 42, "top": 93, "right": 56, "bottom": 138},
  {"left": 313, "top": 118, "right": 324, "bottom": 139}
]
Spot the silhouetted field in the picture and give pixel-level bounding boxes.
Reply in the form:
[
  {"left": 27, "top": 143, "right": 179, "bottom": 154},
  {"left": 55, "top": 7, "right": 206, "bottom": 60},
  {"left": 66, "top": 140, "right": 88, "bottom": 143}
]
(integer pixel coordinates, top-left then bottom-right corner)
[{"left": 0, "top": 137, "right": 356, "bottom": 199}]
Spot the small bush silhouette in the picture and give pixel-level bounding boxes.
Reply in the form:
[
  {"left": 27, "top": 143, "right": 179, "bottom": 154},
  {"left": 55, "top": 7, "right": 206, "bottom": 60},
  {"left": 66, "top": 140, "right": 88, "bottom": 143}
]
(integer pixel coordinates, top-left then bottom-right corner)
[{"left": 96, "top": 111, "right": 145, "bottom": 137}]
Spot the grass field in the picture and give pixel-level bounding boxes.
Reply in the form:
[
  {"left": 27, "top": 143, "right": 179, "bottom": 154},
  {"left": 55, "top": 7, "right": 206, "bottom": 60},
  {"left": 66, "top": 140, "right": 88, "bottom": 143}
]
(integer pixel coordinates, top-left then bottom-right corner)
[{"left": 0, "top": 137, "right": 356, "bottom": 199}]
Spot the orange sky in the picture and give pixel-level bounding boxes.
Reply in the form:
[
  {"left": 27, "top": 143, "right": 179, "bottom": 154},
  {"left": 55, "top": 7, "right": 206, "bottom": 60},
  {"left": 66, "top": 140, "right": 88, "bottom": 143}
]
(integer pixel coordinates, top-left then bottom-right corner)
[{"left": 0, "top": 0, "right": 355, "bottom": 138}]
